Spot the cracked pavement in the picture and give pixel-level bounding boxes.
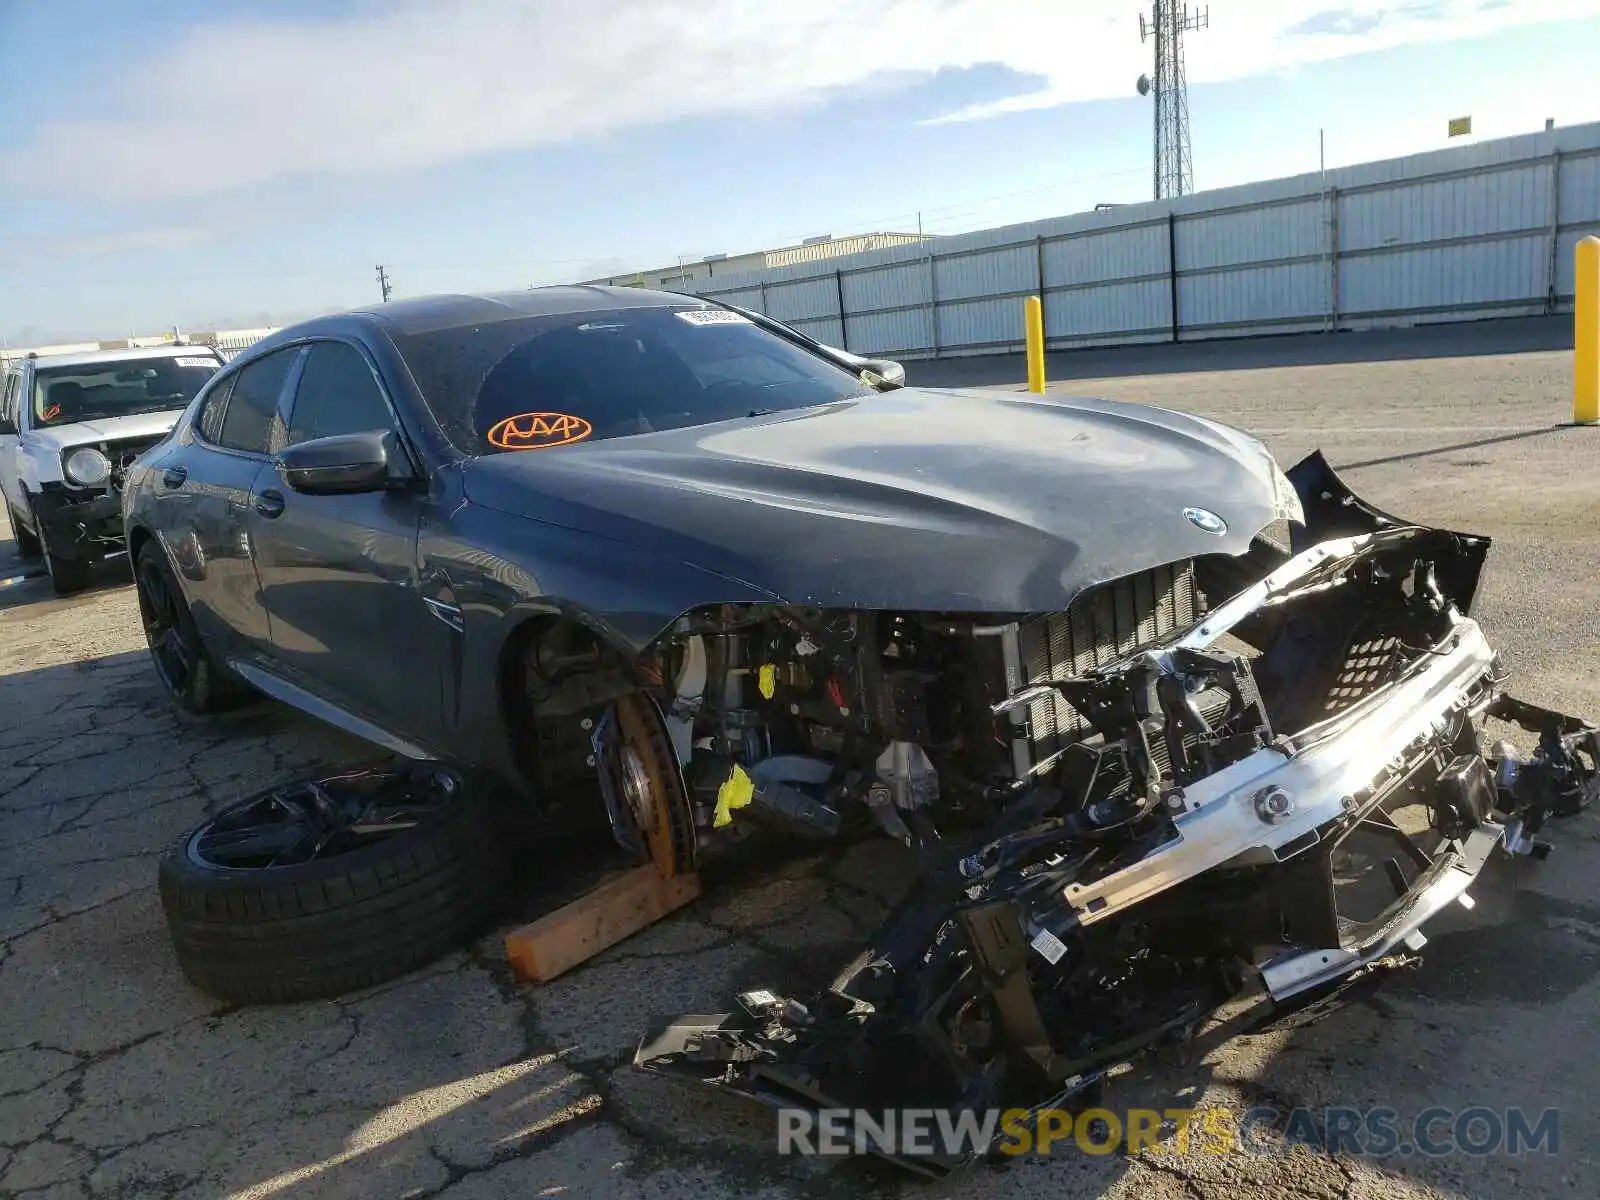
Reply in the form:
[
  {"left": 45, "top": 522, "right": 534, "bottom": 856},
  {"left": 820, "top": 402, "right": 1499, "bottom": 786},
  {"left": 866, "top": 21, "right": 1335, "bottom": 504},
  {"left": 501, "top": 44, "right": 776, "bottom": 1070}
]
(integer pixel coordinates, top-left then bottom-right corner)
[{"left": 3, "top": 318, "right": 1599, "bottom": 1199}]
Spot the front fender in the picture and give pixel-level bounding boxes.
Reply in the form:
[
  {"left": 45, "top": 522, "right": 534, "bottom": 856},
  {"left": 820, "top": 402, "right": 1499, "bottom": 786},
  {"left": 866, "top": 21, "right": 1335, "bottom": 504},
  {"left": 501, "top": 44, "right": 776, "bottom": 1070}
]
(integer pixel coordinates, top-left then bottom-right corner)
[
  {"left": 430, "top": 502, "right": 781, "bottom": 788},
  {"left": 1286, "top": 450, "right": 1490, "bottom": 614},
  {"left": 446, "top": 504, "right": 781, "bottom": 654},
  {"left": 20, "top": 440, "right": 59, "bottom": 493}
]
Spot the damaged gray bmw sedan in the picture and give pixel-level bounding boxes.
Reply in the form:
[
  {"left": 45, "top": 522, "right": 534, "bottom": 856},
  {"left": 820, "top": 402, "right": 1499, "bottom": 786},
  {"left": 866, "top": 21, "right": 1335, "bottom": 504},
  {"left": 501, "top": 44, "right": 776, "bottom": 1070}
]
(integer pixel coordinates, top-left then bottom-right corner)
[{"left": 122, "top": 288, "right": 1597, "bottom": 1175}]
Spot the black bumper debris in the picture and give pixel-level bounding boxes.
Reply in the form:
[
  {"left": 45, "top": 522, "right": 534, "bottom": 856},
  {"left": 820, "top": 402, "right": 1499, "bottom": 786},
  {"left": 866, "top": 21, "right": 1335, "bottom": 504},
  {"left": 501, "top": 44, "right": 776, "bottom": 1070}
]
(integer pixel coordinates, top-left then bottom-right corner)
[
  {"left": 635, "top": 688, "right": 1599, "bottom": 1177},
  {"left": 35, "top": 491, "right": 124, "bottom": 560}
]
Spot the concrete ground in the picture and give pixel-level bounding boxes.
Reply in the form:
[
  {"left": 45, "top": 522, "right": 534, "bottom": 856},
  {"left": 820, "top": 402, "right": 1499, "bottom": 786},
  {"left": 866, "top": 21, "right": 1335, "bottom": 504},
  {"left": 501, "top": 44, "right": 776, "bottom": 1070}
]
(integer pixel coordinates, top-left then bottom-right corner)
[{"left": 3, "top": 316, "right": 1599, "bottom": 1199}]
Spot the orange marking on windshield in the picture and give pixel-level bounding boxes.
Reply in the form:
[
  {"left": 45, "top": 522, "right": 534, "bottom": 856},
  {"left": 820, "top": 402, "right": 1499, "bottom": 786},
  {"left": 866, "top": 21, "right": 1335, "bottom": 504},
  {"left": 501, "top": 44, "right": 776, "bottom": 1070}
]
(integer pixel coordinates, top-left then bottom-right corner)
[{"left": 486, "top": 412, "right": 593, "bottom": 450}]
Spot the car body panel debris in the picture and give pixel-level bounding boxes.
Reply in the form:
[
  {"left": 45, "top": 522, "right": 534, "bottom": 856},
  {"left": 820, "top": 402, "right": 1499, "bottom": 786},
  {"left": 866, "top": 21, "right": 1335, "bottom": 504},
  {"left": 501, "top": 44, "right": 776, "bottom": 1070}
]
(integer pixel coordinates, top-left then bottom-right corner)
[{"left": 632, "top": 453, "right": 1598, "bottom": 1177}]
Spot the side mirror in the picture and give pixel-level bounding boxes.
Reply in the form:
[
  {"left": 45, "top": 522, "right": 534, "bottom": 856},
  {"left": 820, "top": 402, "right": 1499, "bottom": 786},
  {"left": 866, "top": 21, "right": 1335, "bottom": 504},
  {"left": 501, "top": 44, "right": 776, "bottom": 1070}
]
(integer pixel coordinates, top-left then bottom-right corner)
[
  {"left": 858, "top": 358, "right": 906, "bottom": 390},
  {"left": 278, "top": 430, "right": 413, "bottom": 495},
  {"left": 816, "top": 342, "right": 907, "bottom": 391}
]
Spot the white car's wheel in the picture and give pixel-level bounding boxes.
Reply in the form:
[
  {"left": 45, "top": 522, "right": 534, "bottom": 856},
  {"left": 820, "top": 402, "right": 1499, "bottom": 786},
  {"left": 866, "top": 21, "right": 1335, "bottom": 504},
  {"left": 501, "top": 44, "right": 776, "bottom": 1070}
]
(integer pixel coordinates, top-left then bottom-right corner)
[
  {"left": 3, "top": 494, "right": 42, "bottom": 560},
  {"left": 30, "top": 497, "right": 94, "bottom": 594}
]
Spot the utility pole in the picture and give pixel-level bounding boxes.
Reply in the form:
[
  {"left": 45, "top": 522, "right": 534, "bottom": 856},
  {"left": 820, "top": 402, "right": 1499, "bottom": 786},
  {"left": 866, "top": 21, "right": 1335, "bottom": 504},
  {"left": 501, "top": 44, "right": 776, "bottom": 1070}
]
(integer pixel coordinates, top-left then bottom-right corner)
[
  {"left": 375, "top": 265, "right": 393, "bottom": 303},
  {"left": 1137, "top": 3, "right": 1209, "bottom": 201}
]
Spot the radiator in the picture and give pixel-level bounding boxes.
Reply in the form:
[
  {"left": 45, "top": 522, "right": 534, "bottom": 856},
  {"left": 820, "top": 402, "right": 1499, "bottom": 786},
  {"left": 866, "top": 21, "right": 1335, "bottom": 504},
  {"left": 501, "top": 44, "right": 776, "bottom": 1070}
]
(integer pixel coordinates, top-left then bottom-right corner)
[{"left": 1017, "top": 560, "right": 1201, "bottom": 758}]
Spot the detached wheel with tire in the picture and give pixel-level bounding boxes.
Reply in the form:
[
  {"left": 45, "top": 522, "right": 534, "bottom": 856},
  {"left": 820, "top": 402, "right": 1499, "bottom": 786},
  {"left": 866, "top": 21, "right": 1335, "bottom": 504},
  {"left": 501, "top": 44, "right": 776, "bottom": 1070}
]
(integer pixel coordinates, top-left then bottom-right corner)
[
  {"left": 30, "top": 498, "right": 92, "bottom": 593},
  {"left": 159, "top": 760, "right": 513, "bottom": 1004},
  {"left": 134, "top": 539, "right": 244, "bottom": 714}
]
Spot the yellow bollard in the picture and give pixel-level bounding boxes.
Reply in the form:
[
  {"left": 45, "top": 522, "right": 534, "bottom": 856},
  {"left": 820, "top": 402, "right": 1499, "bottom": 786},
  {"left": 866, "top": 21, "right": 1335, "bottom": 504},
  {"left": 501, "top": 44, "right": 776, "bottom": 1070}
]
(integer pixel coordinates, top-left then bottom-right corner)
[
  {"left": 1577, "top": 236, "right": 1600, "bottom": 426},
  {"left": 1025, "top": 295, "right": 1046, "bottom": 394}
]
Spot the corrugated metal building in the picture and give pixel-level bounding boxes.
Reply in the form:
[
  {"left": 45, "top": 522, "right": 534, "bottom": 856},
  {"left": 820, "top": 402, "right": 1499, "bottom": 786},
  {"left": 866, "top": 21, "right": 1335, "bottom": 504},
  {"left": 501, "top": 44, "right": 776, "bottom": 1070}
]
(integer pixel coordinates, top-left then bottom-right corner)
[
  {"left": 14, "top": 121, "right": 1598, "bottom": 369},
  {"left": 683, "top": 120, "right": 1600, "bottom": 359},
  {"left": 584, "top": 231, "right": 929, "bottom": 290}
]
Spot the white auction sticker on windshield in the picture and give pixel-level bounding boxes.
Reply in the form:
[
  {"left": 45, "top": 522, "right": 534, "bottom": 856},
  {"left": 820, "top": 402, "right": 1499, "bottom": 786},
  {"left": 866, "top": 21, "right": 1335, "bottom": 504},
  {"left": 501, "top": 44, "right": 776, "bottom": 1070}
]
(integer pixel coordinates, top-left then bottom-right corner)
[
  {"left": 675, "top": 309, "right": 752, "bottom": 326},
  {"left": 174, "top": 356, "right": 217, "bottom": 368}
]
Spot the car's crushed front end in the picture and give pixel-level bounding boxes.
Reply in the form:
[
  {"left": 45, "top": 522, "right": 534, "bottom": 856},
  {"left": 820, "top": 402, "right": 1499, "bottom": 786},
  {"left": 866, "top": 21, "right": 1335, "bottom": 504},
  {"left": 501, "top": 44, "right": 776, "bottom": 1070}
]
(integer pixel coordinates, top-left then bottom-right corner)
[
  {"left": 35, "top": 438, "right": 167, "bottom": 560},
  {"left": 619, "top": 451, "right": 1598, "bottom": 1176}
]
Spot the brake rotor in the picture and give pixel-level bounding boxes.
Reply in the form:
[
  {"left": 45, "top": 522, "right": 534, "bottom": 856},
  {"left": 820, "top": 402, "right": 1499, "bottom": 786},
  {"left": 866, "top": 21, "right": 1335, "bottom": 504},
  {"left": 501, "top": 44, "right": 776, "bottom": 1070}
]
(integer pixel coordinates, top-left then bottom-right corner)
[{"left": 613, "top": 691, "right": 699, "bottom": 877}]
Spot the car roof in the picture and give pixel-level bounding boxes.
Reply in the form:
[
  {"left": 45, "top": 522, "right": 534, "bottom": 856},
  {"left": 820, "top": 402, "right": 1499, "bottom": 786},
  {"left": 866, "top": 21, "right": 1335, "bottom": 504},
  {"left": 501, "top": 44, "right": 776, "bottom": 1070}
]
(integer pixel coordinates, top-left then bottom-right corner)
[
  {"left": 22, "top": 344, "right": 225, "bottom": 370},
  {"left": 346, "top": 285, "right": 700, "bottom": 337}
]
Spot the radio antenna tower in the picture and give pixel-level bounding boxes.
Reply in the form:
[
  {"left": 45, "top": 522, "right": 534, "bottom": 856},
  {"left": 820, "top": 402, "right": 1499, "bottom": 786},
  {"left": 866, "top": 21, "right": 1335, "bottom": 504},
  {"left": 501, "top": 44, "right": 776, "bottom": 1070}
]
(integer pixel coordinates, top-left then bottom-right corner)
[{"left": 1137, "top": 3, "right": 1209, "bottom": 200}]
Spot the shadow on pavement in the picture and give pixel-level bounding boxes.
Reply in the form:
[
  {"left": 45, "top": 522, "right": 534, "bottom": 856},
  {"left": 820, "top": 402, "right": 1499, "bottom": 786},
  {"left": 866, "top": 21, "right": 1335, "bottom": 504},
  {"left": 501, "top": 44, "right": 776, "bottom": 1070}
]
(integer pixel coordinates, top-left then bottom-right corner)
[
  {"left": 906, "top": 315, "right": 1573, "bottom": 391},
  {"left": 0, "top": 560, "right": 132, "bottom": 612},
  {"left": 1334, "top": 424, "right": 1570, "bottom": 471},
  {"left": 194, "top": 848, "right": 1581, "bottom": 1200},
  {"left": 0, "top": 516, "right": 132, "bottom": 608}
]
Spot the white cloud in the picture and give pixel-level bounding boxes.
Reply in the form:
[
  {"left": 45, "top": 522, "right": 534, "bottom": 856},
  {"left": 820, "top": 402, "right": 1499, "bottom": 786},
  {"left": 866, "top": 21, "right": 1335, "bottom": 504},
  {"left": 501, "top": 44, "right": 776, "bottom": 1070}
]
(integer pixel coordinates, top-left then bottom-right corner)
[
  {"left": 930, "top": 0, "right": 1600, "bottom": 122},
  {"left": 24, "top": 0, "right": 1600, "bottom": 201},
  {"left": 41, "top": 225, "right": 224, "bottom": 259}
]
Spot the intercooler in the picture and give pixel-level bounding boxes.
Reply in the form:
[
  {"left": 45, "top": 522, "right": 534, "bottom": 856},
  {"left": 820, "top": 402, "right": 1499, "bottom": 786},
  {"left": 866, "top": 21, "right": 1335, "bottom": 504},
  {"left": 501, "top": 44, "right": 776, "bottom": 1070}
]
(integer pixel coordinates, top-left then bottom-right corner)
[{"left": 1016, "top": 560, "right": 1202, "bottom": 760}]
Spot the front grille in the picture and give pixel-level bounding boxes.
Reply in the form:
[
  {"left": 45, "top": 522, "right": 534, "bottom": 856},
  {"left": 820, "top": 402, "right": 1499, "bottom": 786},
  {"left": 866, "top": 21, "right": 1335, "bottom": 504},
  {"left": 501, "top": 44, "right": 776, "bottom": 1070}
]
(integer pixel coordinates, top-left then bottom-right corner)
[{"left": 1017, "top": 560, "right": 1201, "bottom": 758}]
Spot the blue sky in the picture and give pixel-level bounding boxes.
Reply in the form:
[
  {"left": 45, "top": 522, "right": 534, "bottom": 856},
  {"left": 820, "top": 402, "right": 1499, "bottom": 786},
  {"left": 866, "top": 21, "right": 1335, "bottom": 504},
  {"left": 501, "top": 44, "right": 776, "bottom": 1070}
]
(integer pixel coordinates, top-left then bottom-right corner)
[{"left": 3, "top": 0, "right": 1599, "bottom": 345}]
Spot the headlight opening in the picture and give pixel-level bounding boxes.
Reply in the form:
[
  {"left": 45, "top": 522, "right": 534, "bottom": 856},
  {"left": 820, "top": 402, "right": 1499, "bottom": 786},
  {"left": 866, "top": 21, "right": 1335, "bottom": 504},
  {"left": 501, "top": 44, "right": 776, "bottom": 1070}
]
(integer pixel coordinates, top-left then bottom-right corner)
[{"left": 64, "top": 447, "right": 113, "bottom": 488}]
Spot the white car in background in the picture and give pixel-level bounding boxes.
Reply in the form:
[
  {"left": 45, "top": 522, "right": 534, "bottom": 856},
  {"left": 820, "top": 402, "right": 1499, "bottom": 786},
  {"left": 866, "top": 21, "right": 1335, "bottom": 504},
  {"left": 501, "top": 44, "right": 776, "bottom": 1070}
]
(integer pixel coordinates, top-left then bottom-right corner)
[{"left": 0, "top": 344, "right": 225, "bottom": 593}]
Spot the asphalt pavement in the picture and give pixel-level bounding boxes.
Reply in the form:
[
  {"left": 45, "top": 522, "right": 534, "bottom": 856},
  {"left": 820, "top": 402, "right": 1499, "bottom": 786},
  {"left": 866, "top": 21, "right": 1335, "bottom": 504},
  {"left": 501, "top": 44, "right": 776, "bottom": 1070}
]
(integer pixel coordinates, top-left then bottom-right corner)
[{"left": 2, "top": 316, "right": 1597, "bottom": 1199}]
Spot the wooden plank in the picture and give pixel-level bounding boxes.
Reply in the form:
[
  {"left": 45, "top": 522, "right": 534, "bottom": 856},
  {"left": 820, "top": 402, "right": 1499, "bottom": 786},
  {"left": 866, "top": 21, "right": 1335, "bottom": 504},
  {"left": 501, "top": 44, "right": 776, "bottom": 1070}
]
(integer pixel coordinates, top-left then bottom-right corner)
[{"left": 504, "top": 865, "right": 701, "bottom": 984}]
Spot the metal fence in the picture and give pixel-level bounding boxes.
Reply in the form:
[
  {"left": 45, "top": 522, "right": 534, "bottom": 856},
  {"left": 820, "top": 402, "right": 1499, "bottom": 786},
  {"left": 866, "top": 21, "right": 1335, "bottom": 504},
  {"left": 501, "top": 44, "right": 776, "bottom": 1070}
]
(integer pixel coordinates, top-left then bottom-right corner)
[
  {"left": 13, "top": 122, "right": 1597, "bottom": 370},
  {"left": 213, "top": 330, "right": 271, "bottom": 360},
  {"left": 682, "top": 121, "right": 1600, "bottom": 360}
]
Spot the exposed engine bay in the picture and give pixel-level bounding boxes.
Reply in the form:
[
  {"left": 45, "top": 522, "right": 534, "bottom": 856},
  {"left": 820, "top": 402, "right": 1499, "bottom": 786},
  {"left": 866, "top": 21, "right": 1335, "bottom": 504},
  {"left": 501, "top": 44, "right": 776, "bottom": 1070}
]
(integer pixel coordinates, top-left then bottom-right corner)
[{"left": 571, "top": 451, "right": 1599, "bottom": 1176}]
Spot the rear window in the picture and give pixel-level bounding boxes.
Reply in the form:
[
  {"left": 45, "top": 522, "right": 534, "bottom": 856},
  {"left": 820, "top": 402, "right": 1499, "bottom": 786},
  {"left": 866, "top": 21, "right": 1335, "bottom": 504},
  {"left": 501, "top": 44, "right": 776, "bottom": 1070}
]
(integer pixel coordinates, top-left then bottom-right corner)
[
  {"left": 394, "top": 305, "right": 871, "bottom": 456},
  {"left": 32, "top": 354, "right": 222, "bottom": 428}
]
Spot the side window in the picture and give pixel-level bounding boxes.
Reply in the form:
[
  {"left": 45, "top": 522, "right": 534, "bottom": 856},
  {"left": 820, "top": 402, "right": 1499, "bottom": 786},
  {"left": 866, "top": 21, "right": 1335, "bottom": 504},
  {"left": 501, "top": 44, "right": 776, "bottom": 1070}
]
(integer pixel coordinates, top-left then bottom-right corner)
[
  {"left": 1, "top": 373, "right": 17, "bottom": 428},
  {"left": 284, "top": 341, "right": 395, "bottom": 446},
  {"left": 196, "top": 375, "right": 234, "bottom": 444},
  {"left": 218, "top": 348, "right": 298, "bottom": 455}
]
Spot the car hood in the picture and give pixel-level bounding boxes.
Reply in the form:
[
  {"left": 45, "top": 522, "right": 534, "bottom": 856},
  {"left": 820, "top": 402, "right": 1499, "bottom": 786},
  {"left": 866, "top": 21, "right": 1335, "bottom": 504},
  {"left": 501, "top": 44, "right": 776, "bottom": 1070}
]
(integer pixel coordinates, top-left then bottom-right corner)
[
  {"left": 25, "top": 410, "right": 183, "bottom": 451},
  {"left": 462, "top": 387, "right": 1286, "bottom": 613}
]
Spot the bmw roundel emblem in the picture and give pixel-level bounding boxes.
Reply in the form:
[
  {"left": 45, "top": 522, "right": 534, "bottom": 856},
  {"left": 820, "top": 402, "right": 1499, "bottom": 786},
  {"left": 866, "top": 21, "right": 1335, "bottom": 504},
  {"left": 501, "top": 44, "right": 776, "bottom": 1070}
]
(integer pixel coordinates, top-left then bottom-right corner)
[{"left": 1183, "top": 507, "right": 1228, "bottom": 535}]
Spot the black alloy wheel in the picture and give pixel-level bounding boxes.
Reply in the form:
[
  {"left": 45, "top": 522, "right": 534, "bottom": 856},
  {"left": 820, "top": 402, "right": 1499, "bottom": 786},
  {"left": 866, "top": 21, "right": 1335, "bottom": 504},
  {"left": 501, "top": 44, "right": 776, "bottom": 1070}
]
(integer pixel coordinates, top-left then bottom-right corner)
[
  {"left": 138, "top": 548, "right": 198, "bottom": 695},
  {"left": 189, "top": 767, "right": 455, "bottom": 872},
  {"left": 159, "top": 761, "right": 513, "bottom": 1004},
  {"left": 134, "top": 540, "right": 241, "bottom": 714}
]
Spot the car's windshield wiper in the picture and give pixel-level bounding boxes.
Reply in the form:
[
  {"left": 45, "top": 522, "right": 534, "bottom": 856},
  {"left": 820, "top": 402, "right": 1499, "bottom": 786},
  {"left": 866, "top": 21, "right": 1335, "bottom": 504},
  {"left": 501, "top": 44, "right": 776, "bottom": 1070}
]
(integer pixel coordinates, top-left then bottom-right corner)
[
  {"left": 746, "top": 408, "right": 779, "bottom": 418},
  {"left": 116, "top": 401, "right": 189, "bottom": 416}
]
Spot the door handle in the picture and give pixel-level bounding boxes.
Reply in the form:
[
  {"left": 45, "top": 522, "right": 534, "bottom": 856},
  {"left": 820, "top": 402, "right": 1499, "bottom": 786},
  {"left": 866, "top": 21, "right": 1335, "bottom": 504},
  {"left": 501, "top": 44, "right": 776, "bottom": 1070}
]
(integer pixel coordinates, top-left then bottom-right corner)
[
  {"left": 162, "top": 466, "right": 187, "bottom": 489},
  {"left": 254, "top": 489, "right": 285, "bottom": 519}
]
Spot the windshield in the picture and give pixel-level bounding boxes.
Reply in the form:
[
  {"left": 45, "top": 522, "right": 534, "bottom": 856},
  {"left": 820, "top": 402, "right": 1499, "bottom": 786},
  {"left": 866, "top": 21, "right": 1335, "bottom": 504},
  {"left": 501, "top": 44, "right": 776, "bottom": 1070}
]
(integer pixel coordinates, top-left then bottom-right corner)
[
  {"left": 31, "top": 355, "right": 221, "bottom": 428},
  {"left": 396, "top": 304, "right": 874, "bottom": 456}
]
